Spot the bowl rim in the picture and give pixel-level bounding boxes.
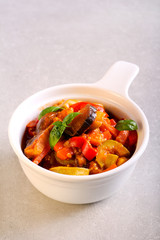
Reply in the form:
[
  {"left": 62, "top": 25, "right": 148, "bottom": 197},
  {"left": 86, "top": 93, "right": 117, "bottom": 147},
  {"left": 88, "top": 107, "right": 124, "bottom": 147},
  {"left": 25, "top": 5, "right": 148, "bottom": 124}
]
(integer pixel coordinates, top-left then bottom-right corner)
[{"left": 8, "top": 83, "right": 149, "bottom": 182}]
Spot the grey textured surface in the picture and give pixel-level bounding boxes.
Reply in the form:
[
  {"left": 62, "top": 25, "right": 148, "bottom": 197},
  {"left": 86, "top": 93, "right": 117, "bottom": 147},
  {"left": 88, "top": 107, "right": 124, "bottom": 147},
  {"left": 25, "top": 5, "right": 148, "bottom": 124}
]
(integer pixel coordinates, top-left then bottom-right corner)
[{"left": 1, "top": 0, "right": 160, "bottom": 239}]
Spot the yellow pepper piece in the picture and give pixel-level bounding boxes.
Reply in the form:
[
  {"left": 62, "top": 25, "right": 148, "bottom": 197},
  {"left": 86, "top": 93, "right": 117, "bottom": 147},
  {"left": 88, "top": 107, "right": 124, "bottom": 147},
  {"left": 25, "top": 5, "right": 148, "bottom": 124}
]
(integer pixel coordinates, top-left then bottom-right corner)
[
  {"left": 105, "top": 154, "right": 119, "bottom": 168},
  {"left": 117, "top": 157, "right": 128, "bottom": 166},
  {"left": 49, "top": 166, "right": 89, "bottom": 176}
]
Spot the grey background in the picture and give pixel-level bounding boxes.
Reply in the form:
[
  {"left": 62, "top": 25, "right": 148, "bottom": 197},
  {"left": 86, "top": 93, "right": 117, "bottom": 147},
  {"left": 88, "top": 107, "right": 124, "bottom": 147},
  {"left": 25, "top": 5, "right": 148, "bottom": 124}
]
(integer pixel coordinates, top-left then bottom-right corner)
[{"left": 1, "top": 0, "right": 160, "bottom": 239}]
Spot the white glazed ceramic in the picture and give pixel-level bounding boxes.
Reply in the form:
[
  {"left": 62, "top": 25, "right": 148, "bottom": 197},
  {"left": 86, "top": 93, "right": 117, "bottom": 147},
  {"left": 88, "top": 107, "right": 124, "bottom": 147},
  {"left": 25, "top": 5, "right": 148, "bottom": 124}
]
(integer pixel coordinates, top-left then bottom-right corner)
[{"left": 8, "top": 61, "right": 149, "bottom": 204}]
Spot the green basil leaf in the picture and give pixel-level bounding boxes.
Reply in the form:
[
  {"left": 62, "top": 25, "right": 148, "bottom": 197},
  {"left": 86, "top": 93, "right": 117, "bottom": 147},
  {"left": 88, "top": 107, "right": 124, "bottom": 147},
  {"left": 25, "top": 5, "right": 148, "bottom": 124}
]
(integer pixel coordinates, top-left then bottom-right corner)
[
  {"left": 38, "top": 106, "right": 63, "bottom": 120},
  {"left": 115, "top": 119, "right": 138, "bottom": 131},
  {"left": 49, "top": 112, "right": 80, "bottom": 149},
  {"left": 49, "top": 122, "right": 65, "bottom": 149},
  {"left": 53, "top": 121, "right": 63, "bottom": 127},
  {"left": 63, "top": 112, "right": 81, "bottom": 126}
]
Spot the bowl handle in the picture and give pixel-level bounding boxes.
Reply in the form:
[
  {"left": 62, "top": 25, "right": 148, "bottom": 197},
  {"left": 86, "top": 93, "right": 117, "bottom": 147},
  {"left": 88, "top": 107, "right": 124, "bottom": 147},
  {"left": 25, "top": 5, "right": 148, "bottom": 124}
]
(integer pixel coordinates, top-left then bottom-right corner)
[{"left": 94, "top": 61, "right": 139, "bottom": 98}]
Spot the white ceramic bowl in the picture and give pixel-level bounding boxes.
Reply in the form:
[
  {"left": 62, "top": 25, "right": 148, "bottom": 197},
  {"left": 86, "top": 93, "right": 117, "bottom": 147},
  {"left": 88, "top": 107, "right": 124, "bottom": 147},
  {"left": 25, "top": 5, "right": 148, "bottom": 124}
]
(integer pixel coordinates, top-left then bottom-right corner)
[{"left": 8, "top": 61, "right": 149, "bottom": 204}]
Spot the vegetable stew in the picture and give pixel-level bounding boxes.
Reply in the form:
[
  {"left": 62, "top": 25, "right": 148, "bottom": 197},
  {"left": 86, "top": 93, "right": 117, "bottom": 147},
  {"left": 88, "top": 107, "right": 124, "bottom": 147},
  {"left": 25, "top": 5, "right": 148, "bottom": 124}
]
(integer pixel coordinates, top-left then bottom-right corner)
[{"left": 22, "top": 99, "right": 138, "bottom": 176}]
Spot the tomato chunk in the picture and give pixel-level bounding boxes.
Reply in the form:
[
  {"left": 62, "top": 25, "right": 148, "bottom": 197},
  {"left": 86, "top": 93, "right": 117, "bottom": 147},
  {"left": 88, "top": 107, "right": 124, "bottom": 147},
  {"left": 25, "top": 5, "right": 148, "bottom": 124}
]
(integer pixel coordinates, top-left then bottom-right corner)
[{"left": 69, "top": 136, "right": 85, "bottom": 148}]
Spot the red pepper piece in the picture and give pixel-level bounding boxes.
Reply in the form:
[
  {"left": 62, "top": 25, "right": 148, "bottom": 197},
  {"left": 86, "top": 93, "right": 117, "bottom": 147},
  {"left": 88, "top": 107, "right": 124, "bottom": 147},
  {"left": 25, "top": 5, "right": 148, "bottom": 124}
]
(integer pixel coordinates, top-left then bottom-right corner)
[
  {"left": 82, "top": 139, "right": 97, "bottom": 161},
  {"left": 110, "top": 119, "right": 117, "bottom": 127},
  {"left": 128, "top": 130, "right": 138, "bottom": 146},
  {"left": 70, "top": 102, "right": 88, "bottom": 112},
  {"left": 71, "top": 102, "right": 105, "bottom": 112},
  {"left": 69, "top": 136, "right": 85, "bottom": 148}
]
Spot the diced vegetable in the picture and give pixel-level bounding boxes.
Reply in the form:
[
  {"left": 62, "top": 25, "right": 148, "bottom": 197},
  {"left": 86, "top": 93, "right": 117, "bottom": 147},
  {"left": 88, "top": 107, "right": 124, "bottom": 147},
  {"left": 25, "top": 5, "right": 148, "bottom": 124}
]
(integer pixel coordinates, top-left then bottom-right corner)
[
  {"left": 89, "top": 111, "right": 106, "bottom": 130},
  {"left": 53, "top": 140, "right": 65, "bottom": 152},
  {"left": 71, "top": 102, "right": 89, "bottom": 112},
  {"left": 88, "top": 129, "right": 105, "bottom": 146},
  {"left": 55, "top": 153, "right": 75, "bottom": 166},
  {"left": 69, "top": 136, "right": 85, "bottom": 148},
  {"left": 96, "top": 153, "right": 119, "bottom": 168},
  {"left": 103, "top": 130, "right": 112, "bottom": 140},
  {"left": 116, "top": 130, "right": 129, "bottom": 145},
  {"left": 71, "top": 101, "right": 105, "bottom": 112},
  {"left": 103, "top": 164, "right": 117, "bottom": 172},
  {"left": 49, "top": 166, "right": 89, "bottom": 175},
  {"left": 56, "top": 147, "right": 73, "bottom": 160},
  {"left": 101, "top": 120, "right": 119, "bottom": 137},
  {"left": 110, "top": 119, "right": 117, "bottom": 127},
  {"left": 97, "top": 140, "right": 130, "bottom": 157},
  {"left": 117, "top": 157, "right": 128, "bottom": 166},
  {"left": 128, "top": 130, "right": 138, "bottom": 146},
  {"left": 82, "top": 139, "right": 98, "bottom": 161},
  {"left": 96, "top": 140, "right": 130, "bottom": 169}
]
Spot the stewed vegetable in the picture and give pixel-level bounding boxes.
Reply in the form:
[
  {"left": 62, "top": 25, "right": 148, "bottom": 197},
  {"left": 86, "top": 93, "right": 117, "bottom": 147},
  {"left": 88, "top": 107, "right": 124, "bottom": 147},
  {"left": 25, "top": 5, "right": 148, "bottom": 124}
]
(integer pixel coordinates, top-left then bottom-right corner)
[{"left": 22, "top": 99, "right": 138, "bottom": 175}]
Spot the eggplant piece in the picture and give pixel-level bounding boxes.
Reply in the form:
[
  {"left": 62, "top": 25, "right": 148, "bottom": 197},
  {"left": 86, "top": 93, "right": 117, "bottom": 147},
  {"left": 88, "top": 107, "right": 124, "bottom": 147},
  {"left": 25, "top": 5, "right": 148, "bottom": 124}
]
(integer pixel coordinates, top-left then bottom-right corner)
[
  {"left": 65, "top": 104, "right": 97, "bottom": 136},
  {"left": 36, "top": 112, "right": 57, "bottom": 133}
]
